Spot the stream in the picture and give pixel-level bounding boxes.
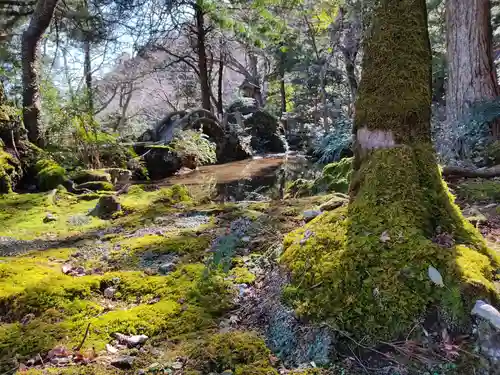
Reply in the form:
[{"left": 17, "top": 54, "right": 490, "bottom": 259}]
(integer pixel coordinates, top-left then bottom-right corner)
[{"left": 154, "top": 153, "right": 322, "bottom": 201}]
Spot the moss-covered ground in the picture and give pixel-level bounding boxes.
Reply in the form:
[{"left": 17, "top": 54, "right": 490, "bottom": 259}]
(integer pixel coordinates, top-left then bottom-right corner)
[
  {"left": 0, "top": 183, "right": 333, "bottom": 374},
  {"left": 1, "top": 172, "right": 500, "bottom": 375}
]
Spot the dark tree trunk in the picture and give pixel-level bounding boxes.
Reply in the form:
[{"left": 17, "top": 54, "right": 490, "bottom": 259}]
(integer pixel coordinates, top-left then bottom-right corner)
[
  {"left": 279, "top": 57, "right": 286, "bottom": 115},
  {"left": 446, "top": 0, "right": 500, "bottom": 137},
  {"left": 217, "top": 40, "right": 224, "bottom": 118},
  {"left": 195, "top": 1, "right": 212, "bottom": 112},
  {"left": 22, "top": 0, "right": 59, "bottom": 147},
  {"left": 282, "top": 0, "right": 498, "bottom": 343},
  {"left": 83, "top": 38, "right": 94, "bottom": 115}
]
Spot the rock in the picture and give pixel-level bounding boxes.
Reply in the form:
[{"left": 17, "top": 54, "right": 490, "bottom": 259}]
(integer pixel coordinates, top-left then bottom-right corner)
[
  {"left": 319, "top": 196, "right": 347, "bottom": 212},
  {"left": 221, "top": 370, "right": 234, "bottom": 375},
  {"left": 472, "top": 300, "right": 500, "bottom": 366},
  {"left": 43, "top": 213, "right": 58, "bottom": 223},
  {"left": 158, "top": 262, "right": 176, "bottom": 275},
  {"left": 104, "top": 287, "right": 117, "bottom": 299},
  {"left": 20, "top": 313, "right": 35, "bottom": 325},
  {"left": 114, "top": 333, "right": 149, "bottom": 347},
  {"left": 106, "top": 344, "right": 119, "bottom": 354},
  {"left": 91, "top": 195, "right": 121, "bottom": 219},
  {"left": 472, "top": 300, "right": 500, "bottom": 330},
  {"left": 61, "top": 263, "right": 73, "bottom": 274},
  {"left": 171, "top": 361, "right": 183, "bottom": 370},
  {"left": 303, "top": 210, "right": 322, "bottom": 222},
  {"left": 111, "top": 356, "right": 135, "bottom": 369}
]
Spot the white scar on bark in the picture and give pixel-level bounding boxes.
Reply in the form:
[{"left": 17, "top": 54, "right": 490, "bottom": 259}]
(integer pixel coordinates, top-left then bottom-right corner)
[{"left": 357, "top": 127, "right": 396, "bottom": 150}]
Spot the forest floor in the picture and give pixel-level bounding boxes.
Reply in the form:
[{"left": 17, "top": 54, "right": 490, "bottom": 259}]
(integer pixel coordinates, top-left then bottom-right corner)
[{"left": 0, "top": 177, "right": 499, "bottom": 375}]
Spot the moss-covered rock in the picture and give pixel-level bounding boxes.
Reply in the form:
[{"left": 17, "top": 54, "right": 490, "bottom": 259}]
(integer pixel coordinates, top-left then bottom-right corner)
[
  {"left": 286, "top": 158, "right": 353, "bottom": 198},
  {"left": 76, "top": 181, "right": 114, "bottom": 192},
  {"left": 0, "top": 148, "right": 21, "bottom": 194},
  {"left": 71, "top": 170, "right": 111, "bottom": 184},
  {"left": 281, "top": 147, "right": 500, "bottom": 342},
  {"left": 35, "top": 159, "right": 67, "bottom": 192}
]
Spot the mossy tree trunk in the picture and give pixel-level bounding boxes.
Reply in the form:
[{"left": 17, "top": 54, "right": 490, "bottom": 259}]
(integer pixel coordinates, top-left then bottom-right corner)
[
  {"left": 22, "top": 0, "right": 60, "bottom": 148},
  {"left": 282, "top": 0, "right": 499, "bottom": 342}
]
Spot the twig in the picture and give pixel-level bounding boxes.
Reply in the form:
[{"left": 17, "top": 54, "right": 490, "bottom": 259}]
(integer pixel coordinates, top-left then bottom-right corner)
[
  {"left": 74, "top": 323, "right": 91, "bottom": 351},
  {"left": 347, "top": 344, "right": 370, "bottom": 374}
]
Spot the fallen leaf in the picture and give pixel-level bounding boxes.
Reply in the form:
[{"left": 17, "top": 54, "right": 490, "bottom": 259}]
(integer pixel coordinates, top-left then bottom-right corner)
[{"left": 428, "top": 265, "right": 444, "bottom": 287}]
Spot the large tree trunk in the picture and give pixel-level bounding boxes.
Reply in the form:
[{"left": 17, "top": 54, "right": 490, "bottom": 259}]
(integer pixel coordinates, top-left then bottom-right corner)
[
  {"left": 195, "top": 1, "right": 212, "bottom": 112},
  {"left": 83, "top": 38, "right": 94, "bottom": 115},
  {"left": 22, "top": 0, "right": 59, "bottom": 147},
  {"left": 282, "top": 0, "right": 498, "bottom": 343},
  {"left": 446, "top": 0, "right": 500, "bottom": 137}
]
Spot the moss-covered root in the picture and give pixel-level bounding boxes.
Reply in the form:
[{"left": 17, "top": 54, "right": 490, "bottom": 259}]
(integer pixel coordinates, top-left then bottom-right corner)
[{"left": 281, "top": 146, "right": 500, "bottom": 341}]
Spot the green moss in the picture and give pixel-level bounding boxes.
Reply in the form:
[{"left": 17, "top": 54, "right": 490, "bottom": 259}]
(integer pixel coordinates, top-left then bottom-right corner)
[
  {"left": 353, "top": 0, "right": 431, "bottom": 144},
  {"left": 281, "top": 146, "right": 499, "bottom": 341},
  {"left": 0, "top": 191, "right": 104, "bottom": 239},
  {"left": 76, "top": 181, "right": 114, "bottom": 191},
  {"left": 35, "top": 159, "right": 67, "bottom": 191},
  {"left": 287, "top": 158, "right": 353, "bottom": 198},
  {"left": 456, "top": 180, "right": 500, "bottom": 202},
  {"left": 185, "top": 331, "right": 277, "bottom": 374},
  {"left": 229, "top": 267, "right": 256, "bottom": 284},
  {"left": 0, "top": 148, "right": 21, "bottom": 194},
  {"left": 0, "top": 262, "right": 236, "bottom": 369},
  {"left": 71, "top": 169, "right": 111, "bottom": 184}
]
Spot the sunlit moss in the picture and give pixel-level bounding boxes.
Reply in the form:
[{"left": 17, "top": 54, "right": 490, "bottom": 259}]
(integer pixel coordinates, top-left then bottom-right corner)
[{"left": 282, "top": 147, "right": 499, "bottom": 341}]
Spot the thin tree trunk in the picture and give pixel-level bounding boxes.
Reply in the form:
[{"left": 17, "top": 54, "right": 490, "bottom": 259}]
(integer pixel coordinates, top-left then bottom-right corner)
[
  {"left": 195, "top": 1, "right": 212, "bottom": 112},
  {"left": 446, "top": 0, "right": 500, "bottom": 137},
  {"left": 217, "top": 40, "right": 224, "bottom": 118},
  {"left": 83, "top": 38, "right": 93, "bottom": 115},
  {"left": 22, "top": 0, "right": 59, "bottom": 147}
]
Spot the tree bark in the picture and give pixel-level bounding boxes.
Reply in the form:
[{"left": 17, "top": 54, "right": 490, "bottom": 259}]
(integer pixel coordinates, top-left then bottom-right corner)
[
  {"left": 83, "top": 38, "right": 94, "bottom": 115},
  {"left": 217, "top": 40, "right": 224, "bottom": 118},
  {"left": 446, "top": 0, "right": 500, "bottom": 137},
  {"left": 22, "top": 0, "right": 59, "bottom": 147},
  {"left": 194, "top": 1, "right": 212, "bottom": 112},
  {"left": 282, "top": 0, "right": 499, "bottom": 342}
]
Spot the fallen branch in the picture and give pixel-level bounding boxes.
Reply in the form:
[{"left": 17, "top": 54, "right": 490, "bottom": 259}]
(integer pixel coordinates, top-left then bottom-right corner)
[{"left": 442, "top": 165, "right": 500, "bottom": 178}]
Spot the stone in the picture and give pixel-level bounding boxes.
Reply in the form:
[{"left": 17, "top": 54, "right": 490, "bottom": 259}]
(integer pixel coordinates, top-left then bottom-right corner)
[
  {"left": 472, "top": 300, "right": 500, "bottom": 330},
  {"left": 106, "top": 344, "right": 119, "bottom": 354},
  {"left": 111, "top": 356, "right": 135, "bottom": 369},
  {"left": 61, "top": 263, "right": 73, "bottom": 274},
  {"left": 303, "top": 210, "right": 322, "bottom": 222},
  {"left": 158, "top": 262, "right": 176, "bottom": 275},
  {"left": 221, "top": 370, "right": 234, "bottom": 375},
  {"left": 171, "top": 361, "right": 183, "bottom": 370},
  {"left": 104, "top": 287, "right": 117, "bottom": 299},
  {"left": 43, "top": 213, "right": 58, "bottom": 223},
  {"left": 91, "top": 195, "right": 121, "bottom": 219},
  {"left": 114, "top": 333, "right": 149, "bottom": 347},
  {"left": 319, "top": 196, "right": 347, "bottom": 212}
]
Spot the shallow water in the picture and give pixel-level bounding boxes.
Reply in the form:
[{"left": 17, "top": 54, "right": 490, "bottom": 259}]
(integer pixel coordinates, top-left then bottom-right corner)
[{"left": 156, "top": 154, "right": 321, "bottom": 201}]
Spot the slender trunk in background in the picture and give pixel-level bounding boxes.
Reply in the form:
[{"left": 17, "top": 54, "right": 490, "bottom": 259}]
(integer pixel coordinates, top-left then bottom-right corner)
[
  {"left": 83, "top": 38, "right": 94, "bottom": 115},
  {"left": 279, "top": 55, "right": 286, "bottom": 116},
  {"left": 446, "top": 0, "right": 500, "bottom": 137},
  {"left": 195, "top": 1, "right": 212, "bottom": 112},
  {"left": 22, "top": 0, "right": 60, "bottom": 147},
  {"left": 217, "top": 40, "right": 224, "bottom": 118},
  {"left": 248, "top": 50, "right": 263, "bottom": 107}
]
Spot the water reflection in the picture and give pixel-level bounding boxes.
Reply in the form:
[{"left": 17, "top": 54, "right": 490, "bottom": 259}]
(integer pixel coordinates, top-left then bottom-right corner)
[{"left": 158, "top": 154, "right": 321, "bottom": 201}]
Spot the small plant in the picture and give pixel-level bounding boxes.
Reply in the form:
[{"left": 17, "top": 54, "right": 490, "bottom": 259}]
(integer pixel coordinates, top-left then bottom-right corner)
[{"left": 313, "top": 117, "right": 353, "bottom": 164}]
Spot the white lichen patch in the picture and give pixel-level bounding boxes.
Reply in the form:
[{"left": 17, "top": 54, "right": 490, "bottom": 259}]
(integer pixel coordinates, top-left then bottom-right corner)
[{"left": 357, "top": 127, "right": 396, "bottom": 150}]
